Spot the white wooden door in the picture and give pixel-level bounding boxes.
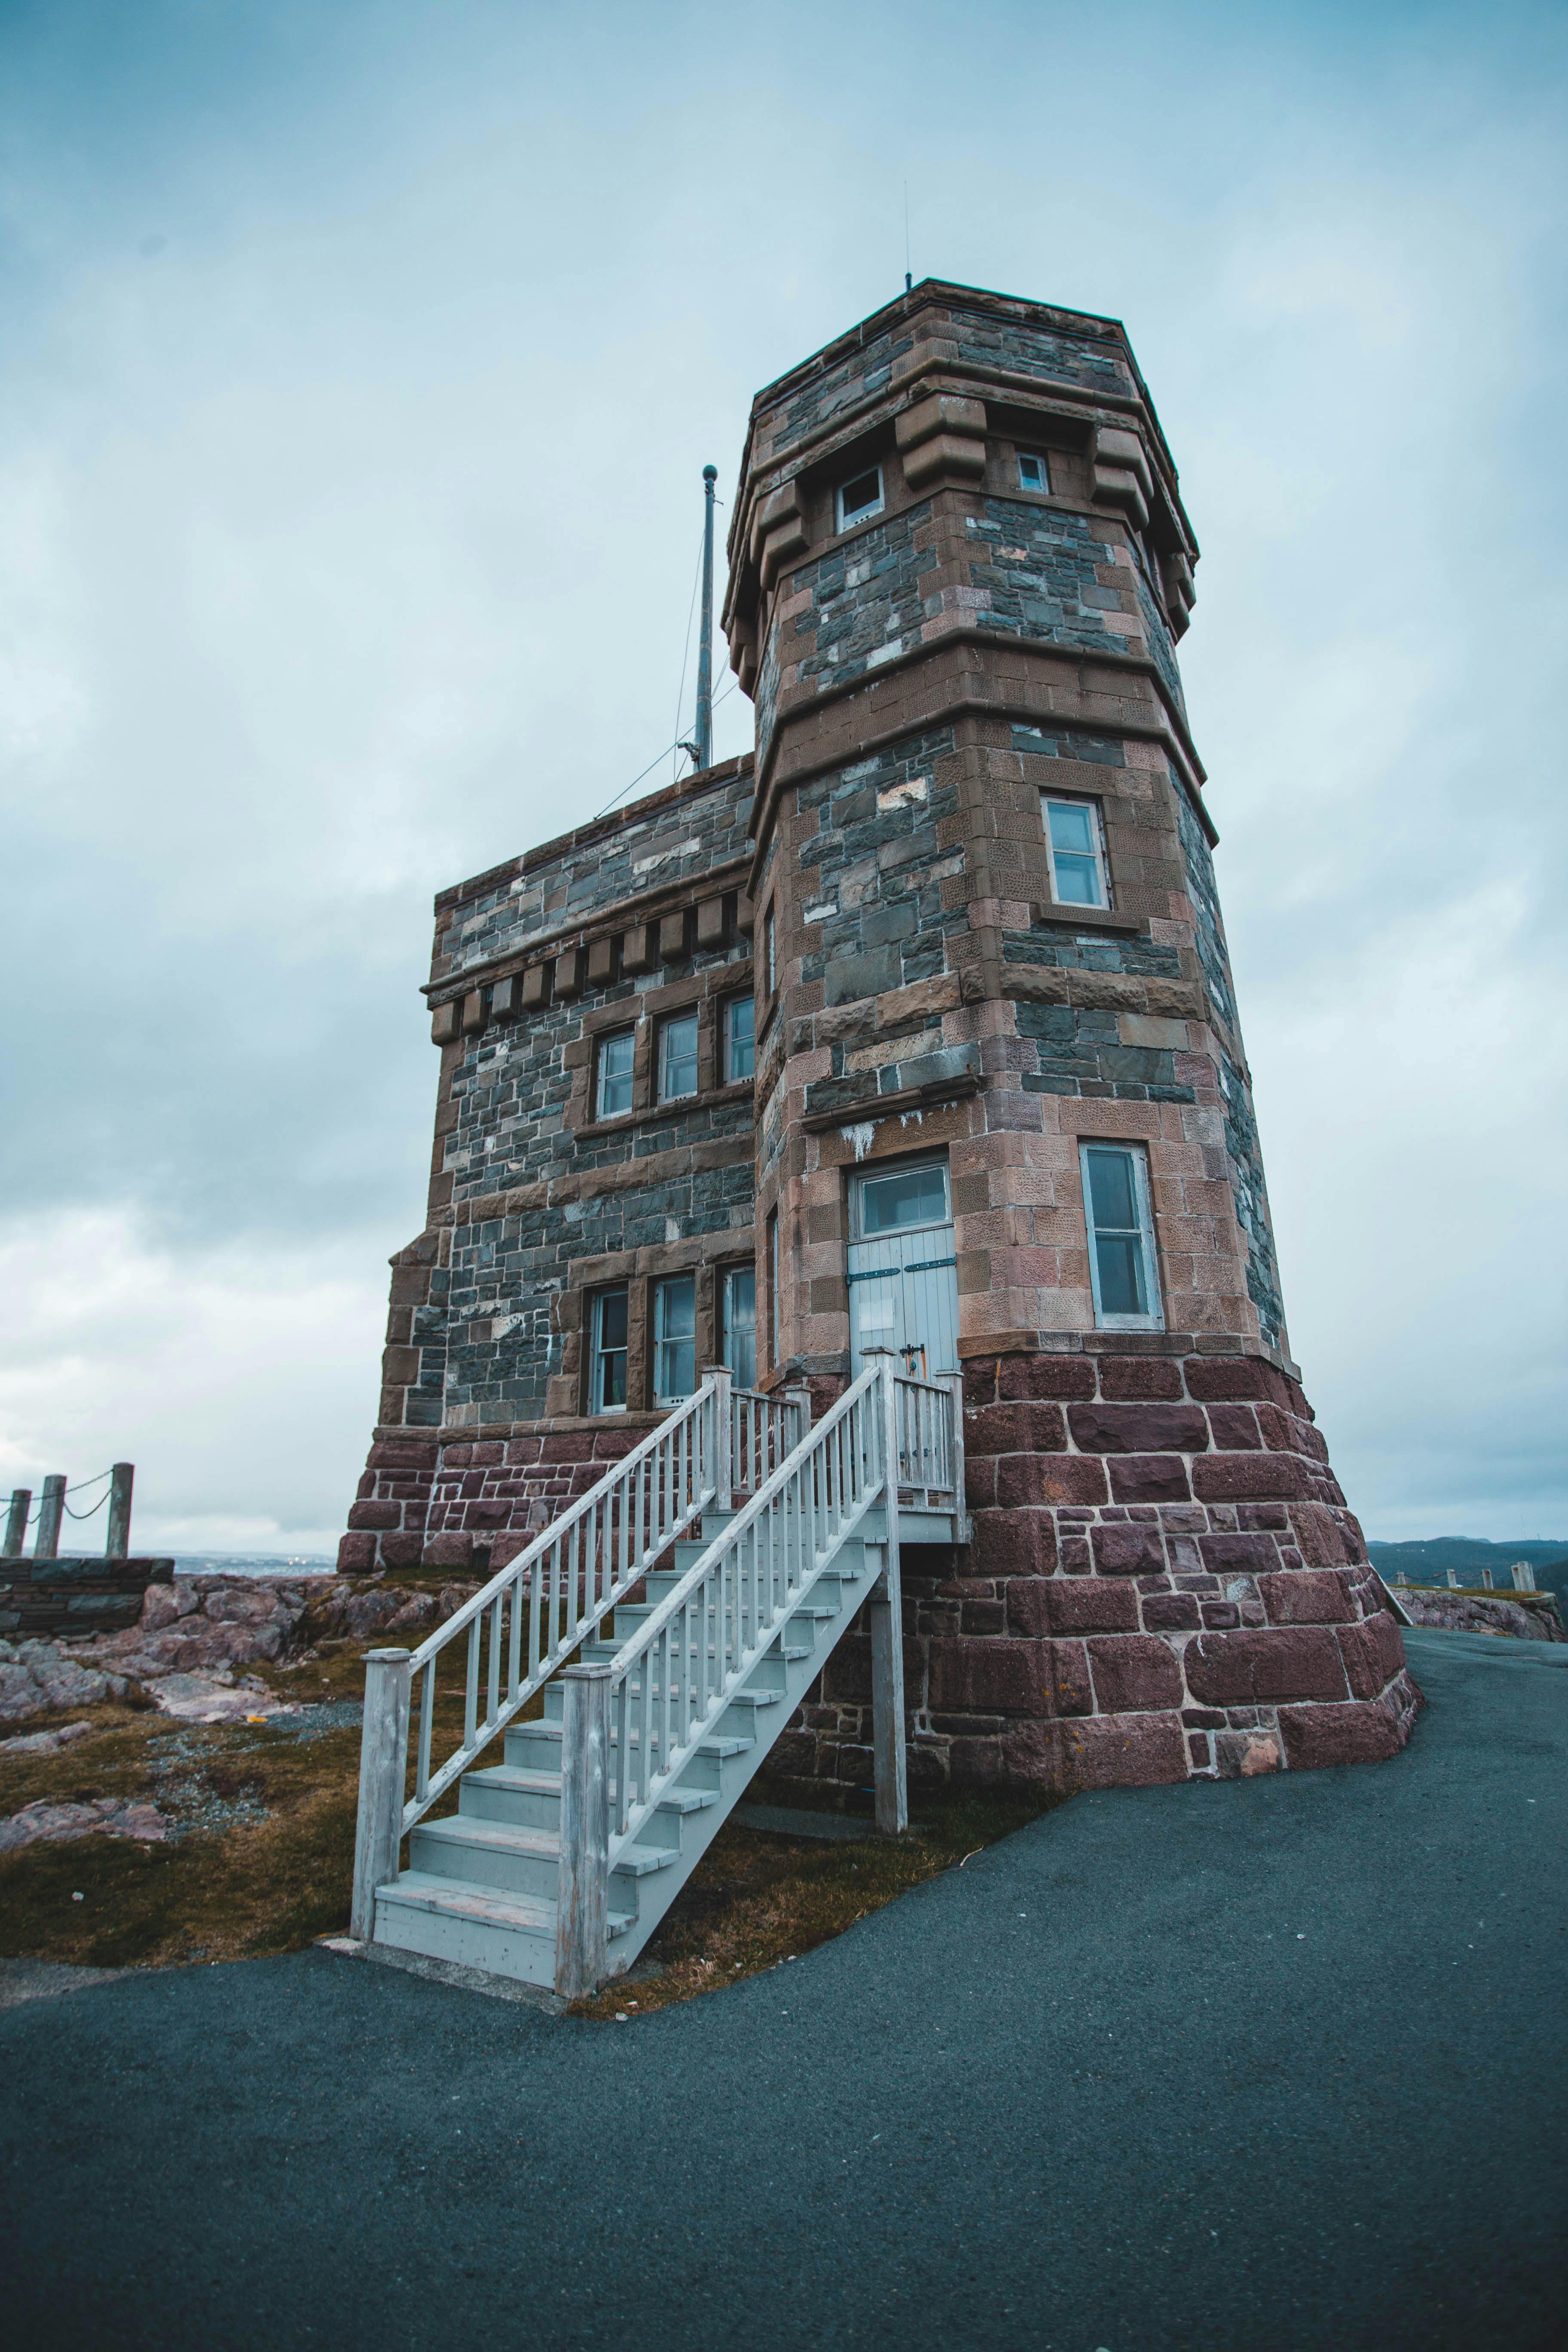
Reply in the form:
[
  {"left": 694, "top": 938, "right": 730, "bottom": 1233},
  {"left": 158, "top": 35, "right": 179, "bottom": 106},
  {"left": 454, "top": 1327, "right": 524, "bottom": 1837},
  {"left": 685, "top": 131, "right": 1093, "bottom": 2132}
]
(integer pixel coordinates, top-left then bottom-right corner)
[{"left": 847, "top": 1156, "right": 959, "bottom": 1377}]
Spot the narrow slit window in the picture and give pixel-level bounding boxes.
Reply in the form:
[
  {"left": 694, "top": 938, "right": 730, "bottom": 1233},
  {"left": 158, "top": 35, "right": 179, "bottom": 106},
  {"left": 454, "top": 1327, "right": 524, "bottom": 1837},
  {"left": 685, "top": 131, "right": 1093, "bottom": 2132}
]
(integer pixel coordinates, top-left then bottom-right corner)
[
  {"left": 657, "top": 1011, "right": 699, "bottom": 1103},
  {"left": 1017, "top": 450, "right": 1051, "bottom": 493},
  {"left": 722, "top": 1265, "right": 756, "bottom": 1390},
  {"left": 652, "top": 1274, "right": 697, "bottom": 1402},
  {"left": 765, "top": 906, "right": 776, "bottom": 996},
  {"left": 836, "top": 466, "right": 884, "bottom": 532},
  {"left": 767, "top": 1209, "right": 780, "bottom": 1369},
  {"left": 1080, "top": 1143, "right": 1163, "bottom": 1331},
  {"left": 596, "top": 1028, "right": 635, "bottom": 1119},
  {"left": 1044, "top": 797, "right": 1109, "bottom": 909},
  {"left": 590, "top": 1287, "right": 629, "bottom": 1412},
  {"left": 724, "top": 994, "right": 755, "bottom": 1084}
]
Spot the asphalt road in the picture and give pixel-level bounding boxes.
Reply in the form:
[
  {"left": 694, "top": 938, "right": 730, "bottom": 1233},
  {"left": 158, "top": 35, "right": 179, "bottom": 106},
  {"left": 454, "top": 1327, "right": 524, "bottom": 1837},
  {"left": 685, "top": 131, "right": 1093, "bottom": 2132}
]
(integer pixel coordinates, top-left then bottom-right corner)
[{"left": 4, "top": 1626, "right": 1565, "bottom": 2352}]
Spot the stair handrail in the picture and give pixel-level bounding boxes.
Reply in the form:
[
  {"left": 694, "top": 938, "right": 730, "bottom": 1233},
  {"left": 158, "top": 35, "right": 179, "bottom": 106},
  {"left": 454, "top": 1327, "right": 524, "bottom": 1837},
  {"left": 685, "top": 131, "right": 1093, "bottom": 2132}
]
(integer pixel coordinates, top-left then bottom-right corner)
[
  {"left": 730, "top": 1382, "right": 805, "bottom": 1497},
  {"left": 350, "top": 1372, "right": 726, "bottom": 1939},
  {"left": 603, "top": 1362, "right": 884, "bottom": 1863}
]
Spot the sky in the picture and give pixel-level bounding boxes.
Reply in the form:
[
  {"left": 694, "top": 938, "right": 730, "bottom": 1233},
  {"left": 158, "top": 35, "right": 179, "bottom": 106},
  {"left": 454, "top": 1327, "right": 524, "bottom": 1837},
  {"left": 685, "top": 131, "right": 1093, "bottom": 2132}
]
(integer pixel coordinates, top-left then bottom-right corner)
[{"left": 1, "top": 0, "right": 1565, "bottom": 1555}]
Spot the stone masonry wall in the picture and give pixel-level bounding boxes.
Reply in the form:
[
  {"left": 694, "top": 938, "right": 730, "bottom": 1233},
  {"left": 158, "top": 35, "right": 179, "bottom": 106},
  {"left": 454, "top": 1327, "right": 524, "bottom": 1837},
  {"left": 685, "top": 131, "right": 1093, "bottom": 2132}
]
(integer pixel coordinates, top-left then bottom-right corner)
[{"left": 775, "top": 1350, "right": 1419, "bottom": 1795}]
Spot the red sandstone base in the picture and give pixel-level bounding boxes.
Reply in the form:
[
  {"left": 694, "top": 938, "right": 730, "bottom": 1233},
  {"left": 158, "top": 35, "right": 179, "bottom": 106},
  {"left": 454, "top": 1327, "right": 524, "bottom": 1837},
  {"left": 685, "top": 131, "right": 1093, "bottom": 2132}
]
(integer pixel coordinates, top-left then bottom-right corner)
[{"left": 339, "top": 1351, "right": 1420, "bottom": 1793}]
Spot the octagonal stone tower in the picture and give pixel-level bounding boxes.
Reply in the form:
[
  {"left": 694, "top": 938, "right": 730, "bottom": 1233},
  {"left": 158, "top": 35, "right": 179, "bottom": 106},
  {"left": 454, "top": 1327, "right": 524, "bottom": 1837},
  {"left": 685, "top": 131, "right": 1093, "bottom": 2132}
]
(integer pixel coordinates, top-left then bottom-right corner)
[{"left": 722, "top": 279, "right": 1419, "bottom": 1787}]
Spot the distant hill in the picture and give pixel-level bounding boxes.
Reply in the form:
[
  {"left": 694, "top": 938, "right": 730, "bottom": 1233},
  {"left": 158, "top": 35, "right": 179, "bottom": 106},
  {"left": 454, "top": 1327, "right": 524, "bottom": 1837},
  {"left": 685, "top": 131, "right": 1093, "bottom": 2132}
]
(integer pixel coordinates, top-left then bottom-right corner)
[{"left": 1368, "top": 1538, "right": 1568, "bottom": 1605}]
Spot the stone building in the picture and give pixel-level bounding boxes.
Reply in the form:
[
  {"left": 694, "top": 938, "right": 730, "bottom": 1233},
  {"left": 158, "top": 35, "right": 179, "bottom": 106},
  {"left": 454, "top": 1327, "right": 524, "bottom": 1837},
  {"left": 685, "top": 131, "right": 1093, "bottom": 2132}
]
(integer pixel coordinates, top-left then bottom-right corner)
[{"left": 339, "top": 278, "right": 1419, "bottom": 1791}]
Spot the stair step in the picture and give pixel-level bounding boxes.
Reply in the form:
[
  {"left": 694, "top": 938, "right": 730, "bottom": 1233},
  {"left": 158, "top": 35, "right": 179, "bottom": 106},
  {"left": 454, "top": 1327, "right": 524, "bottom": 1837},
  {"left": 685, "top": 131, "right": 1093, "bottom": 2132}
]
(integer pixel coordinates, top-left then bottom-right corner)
[
  {"left": 416, "top": 1814, "right": 673, "bottom": 1878},
  {"left": 378, "top": 1871, "right": 634, "bottom": 1942}
]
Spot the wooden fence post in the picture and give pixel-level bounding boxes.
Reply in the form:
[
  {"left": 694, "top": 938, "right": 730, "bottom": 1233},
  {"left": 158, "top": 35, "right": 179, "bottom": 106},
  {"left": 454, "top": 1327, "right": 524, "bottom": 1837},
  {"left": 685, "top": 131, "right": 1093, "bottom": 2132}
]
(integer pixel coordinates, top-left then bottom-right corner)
[
  {"left": 34, "top": 1475, "right": 65, "bottom": 1561},
  {"left": 350, "top": 1648, "right": 412, "bottom": 1942},
  {"left": 866, "top": 1353, "right": 908, "bottom": 1838},
  {"left": 105, "top": 1464, "right": 134, "bottom": 1561},
  {"left": 2, "top": 1491, "right": 29, "bottom": 1559},
  {"left": 704, "top": 1367, "right": 733, "bottom": 1513},
  {"left": 555, "top": 1662, "right": 612, "bottom": 1998},
  {"left": 938, "top": 1372, "right": 968, "bottom": 1533},
  {"left": 783, "top": 1376, "right": 813, "bottom": 1451}
]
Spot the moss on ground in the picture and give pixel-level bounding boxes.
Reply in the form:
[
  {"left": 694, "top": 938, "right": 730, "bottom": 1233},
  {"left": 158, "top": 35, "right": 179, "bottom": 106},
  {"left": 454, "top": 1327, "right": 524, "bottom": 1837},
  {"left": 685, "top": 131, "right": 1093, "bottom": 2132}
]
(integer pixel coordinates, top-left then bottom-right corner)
[{"left": 2, "top": 1637, "right": 1066, "bottom": 1999}]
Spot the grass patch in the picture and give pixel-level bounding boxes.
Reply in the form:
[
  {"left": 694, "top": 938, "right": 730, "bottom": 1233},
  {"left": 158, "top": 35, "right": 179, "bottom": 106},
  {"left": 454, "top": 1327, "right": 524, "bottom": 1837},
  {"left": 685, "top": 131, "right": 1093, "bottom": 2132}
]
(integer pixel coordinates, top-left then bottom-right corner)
[{"left": 568, "top": 1779, "right": 1066, "bottom": 2021}]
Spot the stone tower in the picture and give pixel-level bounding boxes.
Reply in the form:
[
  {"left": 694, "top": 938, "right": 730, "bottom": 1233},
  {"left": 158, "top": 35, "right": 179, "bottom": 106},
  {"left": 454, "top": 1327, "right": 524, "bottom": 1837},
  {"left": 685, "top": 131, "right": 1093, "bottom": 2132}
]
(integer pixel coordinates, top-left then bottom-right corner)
[
  {"left": 719, "top": 279, "right": 1418, "bottom": 1785},
  {"left": 340, "top": 278, "right": 1418, "bottom": 1794}
]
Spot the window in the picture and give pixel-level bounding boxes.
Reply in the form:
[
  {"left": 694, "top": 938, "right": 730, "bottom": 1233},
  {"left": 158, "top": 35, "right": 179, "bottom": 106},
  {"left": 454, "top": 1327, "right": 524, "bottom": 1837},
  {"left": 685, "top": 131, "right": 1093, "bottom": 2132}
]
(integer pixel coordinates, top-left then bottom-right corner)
[
  {"left": 596, "top": 1029, "right": 635, "bottom": 1119},
  {"left": 657, "top": 1011, "right": 699, "bottom": 1102},
  {"left": 1080, "top": 1144, "right": 1163, "bottom": 1330},
  {"left": 722, "top": 1265, "right": 756, "bottom": 1390},
  {"left": 1017, "top": 450, "right": 1051, "bottom": 494},
  {"left": 723, "top": 994, "right": 755, "bottom": 1084},
  {"left": 836, "top": 465, "right": 884, "bottom": 532},
  {"left": 652, "top": 1274, "right": 697, "bottom": 1402},
  {"left": 590, "top": 1288, "right": 629, "bottom": 1412},
  {"left": 767, "top": 1210, "right": 780, "bottom": 1370},
  {"left": 851, "top": 1158, "right": 949, "bottom": 1237},
  {"left": 764, "top": 906, "right": 776, "bottom": 996},
  {"left": 1044, "top": 797, "right": 1109, "bottom": 909}
]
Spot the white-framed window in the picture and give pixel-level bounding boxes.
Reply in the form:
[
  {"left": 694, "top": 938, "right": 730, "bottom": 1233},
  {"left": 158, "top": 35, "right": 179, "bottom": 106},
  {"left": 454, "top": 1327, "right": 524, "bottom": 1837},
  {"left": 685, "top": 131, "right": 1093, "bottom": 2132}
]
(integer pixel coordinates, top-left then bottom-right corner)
[
  {"left": 766, "top": 1209, "right": 780, "bottom": 1369},
  {"left": 596, "top": 1029, "right": 635, "bottom": 1119},
  {"left": 657, "top": 1011, "right": 699, "bottom": 1103},
  {"left": 589, "top": 1287, "right": 629, "bottom": 1412},
  {"left": 722, "top": 1264, "right": 756, "bottom": 1390},
  {"left": 849, "top": 1155, "right": 949, "bottom": 1240},
  {"left": 1080, "top": 1143, "right": 1164, "bottom": 1331},
  {"left": 652, "top": 1274, "right": 697, "bottom": 1402},
  {"left": 1017, "top": 450, "right": 1051, "bottom": 494},
  {"left": 764, "top": 906, "right": 776, "bottom": 995},
  {"left": 836, "top": 465, "right": 884, "bottom": 533},
  {"left": 723, "top": 994, "right": 755, "bottom": 1084},
  {"left": 1044, "top": 796, "right": 1110, "bottom": 909}
]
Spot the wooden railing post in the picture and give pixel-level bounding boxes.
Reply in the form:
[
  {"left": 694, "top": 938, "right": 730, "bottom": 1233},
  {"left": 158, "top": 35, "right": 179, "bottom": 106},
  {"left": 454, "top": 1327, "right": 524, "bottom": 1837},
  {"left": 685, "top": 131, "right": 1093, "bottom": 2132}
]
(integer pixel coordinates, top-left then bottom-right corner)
[
  {"left": 783, "top": 1376, "right": 813, "bottom": 1452},
  {"left": 34, "top": 1475, "right": 65, "bottom": 1561},
  {"left": 704, "top": 1367, "right": 733, "bottom": 1513},
  {"left": 866, "top": 1354, "right": 908, "bottom": 1837},
  {"left": 938, "top": 1373, "right": 967, "bottom": 1528},
  {"left": 556, "top": 1662, "right": 612, "bottom": 1998},
  {"left": 351, "top": 1648, "right": 412, "bottom": 1941},
  {"left": 105, "top": 1464, "right": 134, "bottom": 1561},
  {"left": 2, "top": 1491, "right": 29, "bottom": 1559}
]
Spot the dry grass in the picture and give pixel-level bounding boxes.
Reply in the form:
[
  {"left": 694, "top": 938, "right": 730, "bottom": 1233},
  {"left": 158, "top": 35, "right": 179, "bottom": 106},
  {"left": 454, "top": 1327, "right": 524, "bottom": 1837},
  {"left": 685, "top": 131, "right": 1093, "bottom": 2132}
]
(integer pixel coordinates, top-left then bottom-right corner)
[{"left": 2, "top": 1633, "right": 1065, "bottom": 1999}]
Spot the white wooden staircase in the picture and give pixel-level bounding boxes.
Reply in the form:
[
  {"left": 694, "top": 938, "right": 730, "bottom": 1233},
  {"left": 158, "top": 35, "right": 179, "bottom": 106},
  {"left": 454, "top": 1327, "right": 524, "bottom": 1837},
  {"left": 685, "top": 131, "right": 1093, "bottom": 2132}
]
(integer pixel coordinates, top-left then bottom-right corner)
[{"left": 349, "top": 1357, "right": 965, "bottom": 1994}]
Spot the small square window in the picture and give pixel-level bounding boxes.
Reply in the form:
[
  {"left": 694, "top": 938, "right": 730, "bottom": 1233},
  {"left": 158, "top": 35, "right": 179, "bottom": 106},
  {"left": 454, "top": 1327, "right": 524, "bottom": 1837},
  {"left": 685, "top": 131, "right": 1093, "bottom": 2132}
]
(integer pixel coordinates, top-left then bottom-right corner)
[
  {"left": 722, "top": 1264, "right": 756, "bottom": 1390},
  {"left": 596, "top": 1029, "right": 635, "bottom": 1119},
  {"left": 653, "top": 1274, "right": 697, "bottom": 1402},
  {"left": 1044, "top": 797, "right": 1109, "bottom": 909},
  {"left": 1080, "top": 1143, "right": 1163, "bottom": 1331},
  {"left": 657, "top": 1012, "right": 699, "bottom": 1102},
  {"left": 1017, "top": 450, "right": 1052, "bottom": 494},
  {"left": 590, "top": 1287, "right": 629, "bottom": 1412},
  {"left": 723, "top": 995, "right": 755, "bottom": 1084},
  {"left": 836, "top": 466, "right": 884, "bottom": 532}
]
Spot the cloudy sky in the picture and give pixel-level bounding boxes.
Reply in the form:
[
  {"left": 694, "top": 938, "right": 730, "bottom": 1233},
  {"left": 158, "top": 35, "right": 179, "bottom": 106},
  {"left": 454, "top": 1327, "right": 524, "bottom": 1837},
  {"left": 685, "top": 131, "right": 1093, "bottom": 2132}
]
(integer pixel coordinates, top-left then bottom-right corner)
[{"left": 2, "top": 0, "right": 1564, "bottom": 1555}]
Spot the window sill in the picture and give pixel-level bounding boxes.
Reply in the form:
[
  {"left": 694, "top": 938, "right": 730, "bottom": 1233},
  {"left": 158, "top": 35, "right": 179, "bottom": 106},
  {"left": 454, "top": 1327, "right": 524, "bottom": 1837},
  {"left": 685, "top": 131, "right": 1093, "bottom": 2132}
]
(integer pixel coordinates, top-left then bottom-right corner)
[
  {"left": 577, "top": 1079, "right": 755, "bottom": 1142},
  {"left": 1029, "top": 902, "right": 1147, "bottom": 936}
]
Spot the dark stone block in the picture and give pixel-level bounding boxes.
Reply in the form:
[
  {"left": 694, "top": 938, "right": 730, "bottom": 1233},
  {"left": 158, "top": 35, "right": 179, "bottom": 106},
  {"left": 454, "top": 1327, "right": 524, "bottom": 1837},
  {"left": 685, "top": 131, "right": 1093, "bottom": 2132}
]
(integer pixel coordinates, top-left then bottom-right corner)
[
  {"left": 1278, "top": 1697, "right": 1406, "bottom": 1770},
  {"left": 1097, "top": 1357, "right": 1184, "bottom": 1401},
  {"left": 1207, "top": 1405, "right": 1261, "bottom": 1451},
  {"left": 1108, "top": 1455, "right": 1191, "bottom": 1504},
  {"left": 1086, "top": 1634, "right": 1183, "bottom": 1713},
  {"left": 1067, "top": 1403, "right": 1209, "bottom": 1455},
  {"left": 1142, "top": 1592, "right": 1201, "bottom": 1632},
  {"left": 1091, "top": 1523, "right": 1166, "bottom": 1577},
  {"left": 1184, "top": 1627, "right": 1351, "bottom": 1706},
  {"left": 1061, "top": 1709, "right": 1188, "bottom": 1789},
  {"left": 1256, "top": 1569, "right": 1354, "bottom": 1626},
  {"left": 967, "top": 1402, "right": 1068, "bottom": 1457},
  {"left": 998, "top": 1354, "right": 1096, "bottom": 1401},
  {"left": 1191, "top": 1453, "right": 1314, "bottom": 1504}
]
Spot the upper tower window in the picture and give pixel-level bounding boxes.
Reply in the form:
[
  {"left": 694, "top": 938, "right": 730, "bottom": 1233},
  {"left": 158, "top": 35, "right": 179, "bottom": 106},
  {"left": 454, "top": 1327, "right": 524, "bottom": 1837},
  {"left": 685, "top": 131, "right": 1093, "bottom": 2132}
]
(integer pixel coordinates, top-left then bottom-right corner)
[
  {"left": 836, "top": 466, "right": 884, "bottom": 532},
  {"left": 596, "top": 1029, "right": 635, "bottom": 1118},
  {"left": 1044, "top": 797, "right": 1110, "bottom": 909},
  {"left": 1017, "top": 450, "right": 1052, "bottom": 493},
  {"left": 723, "top": 994, "right": 755, "bottom": 1084},
  {"left": 657, "top": 1012, "right": 699, "bottom": 1103},
  {"left": 1080, "top": 1143, "right": 1164, "bottom": 1332}
]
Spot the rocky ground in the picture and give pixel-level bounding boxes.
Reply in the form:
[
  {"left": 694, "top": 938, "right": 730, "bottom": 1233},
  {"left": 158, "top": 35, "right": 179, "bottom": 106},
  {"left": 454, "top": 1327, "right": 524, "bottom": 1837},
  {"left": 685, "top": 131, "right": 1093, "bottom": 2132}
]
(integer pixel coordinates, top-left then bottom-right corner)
[
  {"left": 0, "top": 1571, "right": 480, "bottom": 1735},
  {"left": 1391, "top": 1584, "right": 1565, "bottom": 1640}
]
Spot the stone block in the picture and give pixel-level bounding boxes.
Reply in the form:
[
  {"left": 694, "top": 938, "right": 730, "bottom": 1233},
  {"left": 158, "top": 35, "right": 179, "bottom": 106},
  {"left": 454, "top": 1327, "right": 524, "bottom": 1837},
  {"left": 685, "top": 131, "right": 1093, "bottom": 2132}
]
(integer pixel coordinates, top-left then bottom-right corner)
[
  {"left": 1213, "top": 1730, "right": 1281, "bottom": 1777},
  {"left": 973, "top": 1509, "right": 1055, "bottom": 1578},
  {"left": 1096, "top": 1357, "right": 1184, "bottom": 1401},
  {"left": 928, "top": 1637, "right": 1050, "bottom": 1717},
  {"left": 1278, "top": 1697, "right": 1406, "bottom": 1770},
  {"left": 347, "top": 1501, "right": 399, "bottom": 1531},
  {"left": 1067, "top": 1403, "right": 1209, "bottom": 1455},
  {"left": 1108, "top": 1455, "right": 1192, "bottom": 1504},
  {"left": 1087, "top": 1633, "right": 1183, "bottom": 1714},
  {"left": 696, "top": 897, "right": 726, "bottom": 950},
  {"left": 825, "top": 946, "right": 901, "bottom": 1008},
  {"left": 585, "top": 936, "right": 616, "bottom": 986},
  {"left": 998, "top": 1354, "right": 1096, "bottom": 1401},
  {"left": 1208, "top": 1405, "right": 1262, "bottom": 1451},
  {"left": 1191, "top": 1453, "right": 1314, "bottom": 1503},
  {"left": 1337, "top": 1612, "right": 1406, "bottom": 1699},
  {"left": 490, "top": 974, "right": 522, "bottom": 1020},
  {"left": 998, "top": 1453, "right": 1109, "bottom": 1507},
  {"left": 966, "top": 1402, "right": 1068, "bottom": 1457},
  {"left": 658, "top": 911, "right": 689, "bottom": 961},
  {"left": 1047, "top": 1639, "right": 1093, "bottom": 1716},
  {"left": 1184, "top": 1357, "right": 1287, "bottom": 1405},
  {"left": 1184, "top": 1627, "right": 1350, "bottom": 1706},
  {"left": 336, "top": 1533, "right": 377, "bottom": 1573},
  {"left": 461, "top": 990, "right": 487, "bottom": 1035},
  {"left": 520, "top": 963, "right": 550, "bottom": 1007},
  {"left": 1256, "top": 1569, "right": 1353, "bottom": 1626},
  {"left": 1009, "top": 1576, "right": 1141, "bottom": 1637},
  {"left": 1142, "top": 1592, "right": 1201, "bottom": 1632},
  {"left": 380, "top": 1534, "right": 424, "bottom": 1571},
  {"left": 1061, "top": 1710, "right": 1188, "bottom": 1789},
  {"left": 553, "top": 948, "right": 584, "bottom": 999},
  {"left": 1286, "top": 1503, "right": 1350, "bottom": 1568},
  {"left": 431, "top": 1001, "right": 459, "bottom": 1045},
  {"left": 1090, "top": 1523, "right": 1166, "bottom": 1577}
]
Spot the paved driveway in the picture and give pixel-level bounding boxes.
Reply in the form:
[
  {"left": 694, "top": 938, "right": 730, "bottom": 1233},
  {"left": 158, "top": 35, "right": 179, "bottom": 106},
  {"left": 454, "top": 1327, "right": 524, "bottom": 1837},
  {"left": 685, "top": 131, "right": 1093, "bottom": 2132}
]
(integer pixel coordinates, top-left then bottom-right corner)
[{"left": 5, "top": 1627, "right": 1565, "bottom": 2351}]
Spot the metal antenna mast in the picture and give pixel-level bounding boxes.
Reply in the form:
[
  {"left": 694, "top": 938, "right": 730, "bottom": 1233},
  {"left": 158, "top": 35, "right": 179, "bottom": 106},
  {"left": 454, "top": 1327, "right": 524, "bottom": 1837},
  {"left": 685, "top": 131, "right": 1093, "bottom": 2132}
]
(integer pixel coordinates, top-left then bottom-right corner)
[{"left": 694, "top": 464, "right": 718, "bottom": 772}]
